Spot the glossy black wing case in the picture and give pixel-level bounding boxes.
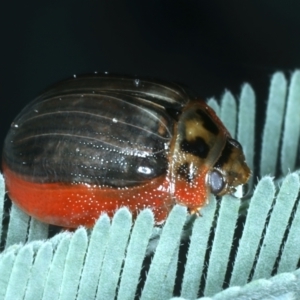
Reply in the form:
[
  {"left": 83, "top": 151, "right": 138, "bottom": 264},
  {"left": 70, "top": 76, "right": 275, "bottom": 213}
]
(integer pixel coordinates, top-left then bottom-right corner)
[{"left": 3, "top": 75, "right": 191, "bottom": 187}]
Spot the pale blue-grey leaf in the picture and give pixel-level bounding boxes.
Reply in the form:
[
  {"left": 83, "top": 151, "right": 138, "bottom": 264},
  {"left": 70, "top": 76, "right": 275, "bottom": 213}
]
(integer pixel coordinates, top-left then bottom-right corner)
[
  {"left": 237, "top": 83, "right": 255, "bottom": 188},
  {"left": 4, "top": 244, "right": 34, "bottom": 300},
  {"left": 42, "top": 234, "right": 71, "bottom": 300},
  {"left": 278, "top": 176, "right": 300, "bottom": 273},
  {"left": 141, "top": 205, "right": 187, "bottom": 300},
  {"left": 260, "top": 72, "right": 287, "bottom": 176},
  {"left": 117, "top": 209, "right": 154, "bottom": 300},
  {"left": 252, "top": 173, "right": 300, "bottom": 280},
  {"left": 220, "top": 91, "right": 237, "bottom": 137},
  {"left": 27, "top": 218, "right": 49, "bottom": 242},
  {"left": 77, "top": 214, "right": 111, "bottom": 300},
  {"left": 160, "top": 243, "right": 180, "bottom": 300},
  {"left": 0, "top": 174, "right": 4, "bottom": 242},
  {"left": 24, "top": 242, "right": 54, "bottom": 300},
  {"left": 204, "top": 196, "right": 240, "bottom": 296},
  {"left": 230, "top": 176, "right": 275, "bottom": 286},
  {"left": 5, "top": 204, "right": 30, "bottom": 248},
  {"left": 281, "top": 70, "right": 300, "bottom": 174},
  {"left": 96, "top": 207, "right": 132, "bottom": 300},
  {"left": 0, "top": 250, "right": 17, "bottom": 299},
  {"left": 59, "top": 227, "right": 88, "bottom": 300},
  {"left": 181, "top": 195, "right": 216, "bottom": 299}
]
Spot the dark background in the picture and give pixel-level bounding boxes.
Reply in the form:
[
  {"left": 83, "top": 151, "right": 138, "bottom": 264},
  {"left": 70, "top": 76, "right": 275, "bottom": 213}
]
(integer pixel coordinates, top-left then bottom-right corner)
[{"left": 1, "top": 1, "right": 300, "bottom": 151}]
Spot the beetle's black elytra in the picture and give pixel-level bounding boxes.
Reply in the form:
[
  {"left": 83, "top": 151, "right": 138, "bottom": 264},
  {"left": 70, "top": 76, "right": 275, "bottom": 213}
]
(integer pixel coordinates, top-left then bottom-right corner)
[
  {"left": 165, "top": 107, "right": 182, "bottom": 121},
  {"left": 4, "top": 76, "right": 193, "bottom": 187}
]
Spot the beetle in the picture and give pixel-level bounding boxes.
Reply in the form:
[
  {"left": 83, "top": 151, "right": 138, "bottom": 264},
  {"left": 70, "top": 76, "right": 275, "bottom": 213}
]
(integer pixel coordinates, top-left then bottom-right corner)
[{"left": 2, "top": 75, "right": 250, "bottom": 228}]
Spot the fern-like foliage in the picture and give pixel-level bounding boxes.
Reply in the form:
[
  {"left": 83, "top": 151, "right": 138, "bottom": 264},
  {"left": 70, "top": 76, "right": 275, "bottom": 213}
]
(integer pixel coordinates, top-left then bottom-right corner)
[{"left": 1, "top": 71, "right": 300, "bottom": 299}]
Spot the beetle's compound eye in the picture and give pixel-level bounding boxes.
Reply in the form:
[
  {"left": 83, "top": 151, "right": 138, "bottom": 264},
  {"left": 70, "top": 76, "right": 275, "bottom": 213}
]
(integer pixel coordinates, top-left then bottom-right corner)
[{"left": 208, "top": 169, "right": 225, "bottom": 195}]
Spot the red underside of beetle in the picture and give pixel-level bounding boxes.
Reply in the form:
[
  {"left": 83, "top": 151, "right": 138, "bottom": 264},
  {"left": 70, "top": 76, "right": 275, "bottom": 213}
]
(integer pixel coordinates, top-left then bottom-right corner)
[
  {"left": 2, "top": 163, "right": 179, "bottom": 228},
  {"left": 2, "top": 162, "right": 209, "bottom": 228}
]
